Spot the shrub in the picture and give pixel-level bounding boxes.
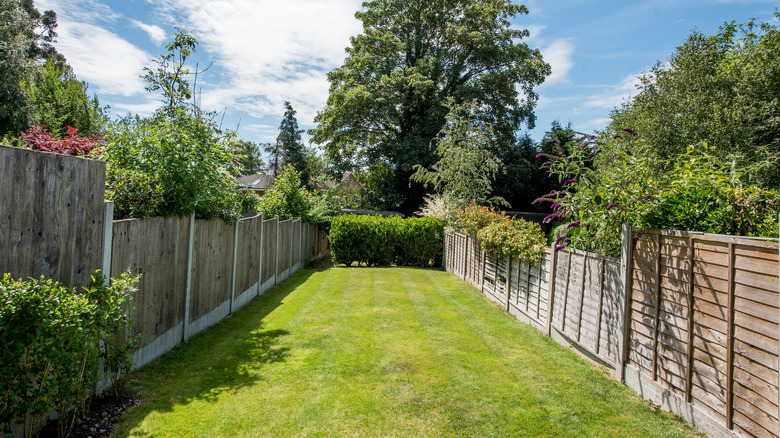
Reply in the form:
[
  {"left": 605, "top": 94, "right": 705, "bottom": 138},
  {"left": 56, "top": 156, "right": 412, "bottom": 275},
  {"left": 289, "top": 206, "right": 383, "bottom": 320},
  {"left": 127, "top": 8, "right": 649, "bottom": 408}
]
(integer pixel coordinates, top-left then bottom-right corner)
[
  {"left": 457, "top": 201, "right": 507, "bottom": 237},
  {"left": 18, "top": 123, "right": 105, "bottom": 156},
  {"left": 330, "top": 215, "right": 443, "bottom": 267},
  {"left": 477, "top": 218, "right": 547, "bottom": 263},
  {"left": 0, "top": 271, "right": 139, "bottom": 437}
]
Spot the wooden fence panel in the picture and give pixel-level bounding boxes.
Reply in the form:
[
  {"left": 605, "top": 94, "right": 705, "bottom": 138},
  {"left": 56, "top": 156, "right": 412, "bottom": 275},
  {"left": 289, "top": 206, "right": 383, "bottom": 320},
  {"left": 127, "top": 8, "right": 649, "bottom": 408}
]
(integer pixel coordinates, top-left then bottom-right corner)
[
  {"left": 110, "top": 217, "right": 190, "bottom": 349},
  {"left": 0, "top": 145, "right": 106, "bottom": 287},
  {"left": 190, "top": 219, "right": 235, "bottom": 323},
  {"left": 292, "top": 219, "right": 301, "bottom": 269},
  {"left": 626, "top": 230, "right": 779, "bottom": 438},
  {"left": 261, "top": 217, "right": 277, "bottom": 285},
  {"left": 277, "top": 219, "right": 292, "bottom": 276},
  {"left": 235, "top": 215, "right": 261, "bottom": 295}
]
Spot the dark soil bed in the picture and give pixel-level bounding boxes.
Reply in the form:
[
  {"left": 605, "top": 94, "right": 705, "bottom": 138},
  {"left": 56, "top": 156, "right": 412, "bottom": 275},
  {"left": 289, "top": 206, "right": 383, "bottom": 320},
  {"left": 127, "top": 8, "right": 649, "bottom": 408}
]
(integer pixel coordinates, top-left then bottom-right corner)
[{"left": 38, "top": 395, "right": 141, "bottom": 438}]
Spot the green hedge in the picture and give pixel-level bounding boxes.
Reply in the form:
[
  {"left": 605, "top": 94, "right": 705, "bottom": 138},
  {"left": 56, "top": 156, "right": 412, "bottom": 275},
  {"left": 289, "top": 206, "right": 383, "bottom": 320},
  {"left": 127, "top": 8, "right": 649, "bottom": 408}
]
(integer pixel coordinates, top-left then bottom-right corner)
[
  {"left": 0, "top": 272, "right": 139, "bottom": 437},
  {"left": 330, "top": 215, "right": 444, "bottom": 267}
]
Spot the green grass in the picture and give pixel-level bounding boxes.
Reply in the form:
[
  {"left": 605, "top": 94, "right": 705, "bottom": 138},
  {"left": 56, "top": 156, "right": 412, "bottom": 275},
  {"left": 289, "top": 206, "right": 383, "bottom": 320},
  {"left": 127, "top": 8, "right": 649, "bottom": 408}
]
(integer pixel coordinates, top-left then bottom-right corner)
[{"left": 116, "top": 267, "right": 698, "bottom": 437}]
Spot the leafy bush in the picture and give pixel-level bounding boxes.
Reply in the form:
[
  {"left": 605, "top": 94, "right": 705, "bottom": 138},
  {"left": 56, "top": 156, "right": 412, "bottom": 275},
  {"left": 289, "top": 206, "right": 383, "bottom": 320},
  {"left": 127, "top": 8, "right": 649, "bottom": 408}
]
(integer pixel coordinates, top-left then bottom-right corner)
[
  {"left": 477, "top": 218, "right": 546, "bottom": 263},
  {"left": 538, "top": 131, "right": 780, "bottom": 256},
  {"left": 456, "top": 201, "right": 507, "bottom": 237},
  {"left": 330, "top": 215, "right": 443, "bottom": 267},
  {"left": 99, "top": 110, "right": 256, "bottom": 222},
  {"left": 257, "top": 167, "right": 340, "bottom": 228},
  {"left": 417, "top": 194, "right": 460, "bottom": 234},
  {"left": 0, "top": 271, "right": 139, "bottom": 437},
  {"left": 16, "top": 123, "right": 105, "bottom": 156}
]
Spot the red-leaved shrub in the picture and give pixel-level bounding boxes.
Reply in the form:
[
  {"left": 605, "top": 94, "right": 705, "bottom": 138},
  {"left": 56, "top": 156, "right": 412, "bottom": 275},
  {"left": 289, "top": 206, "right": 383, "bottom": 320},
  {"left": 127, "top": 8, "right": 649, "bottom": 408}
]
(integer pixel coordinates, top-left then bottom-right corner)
[{"left": 19, "top": 124, "right": 105, "bottom": 157}]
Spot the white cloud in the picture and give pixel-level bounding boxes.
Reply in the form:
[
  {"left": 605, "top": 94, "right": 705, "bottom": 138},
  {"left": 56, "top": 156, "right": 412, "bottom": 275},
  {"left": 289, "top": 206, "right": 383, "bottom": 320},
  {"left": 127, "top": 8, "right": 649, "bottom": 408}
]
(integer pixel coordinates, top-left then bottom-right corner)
[
  {"left": 540, "top": 40, "right": 575, "bottom": 87},
  {"left": 580, "top": 73, "right": 643, "bottom": 110},
  {"left": 54, "top": 20, "right": 152, "bottom": 97},
  {"left": 151, "top": 0, "right": 364, "bottom": 126},
  {"left": 130, "top": 19, "right": 167, "bottom": 45}
]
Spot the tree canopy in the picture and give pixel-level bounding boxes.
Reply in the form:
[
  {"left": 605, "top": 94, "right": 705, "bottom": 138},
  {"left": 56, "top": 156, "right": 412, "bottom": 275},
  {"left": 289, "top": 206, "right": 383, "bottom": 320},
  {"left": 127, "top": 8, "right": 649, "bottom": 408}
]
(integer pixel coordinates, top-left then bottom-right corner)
[
  {"left": 311, "top": 0, "right": 549, "bottom": 214},
  {"left": 606, "top": 16, "right": 780, "bottom": 183}
]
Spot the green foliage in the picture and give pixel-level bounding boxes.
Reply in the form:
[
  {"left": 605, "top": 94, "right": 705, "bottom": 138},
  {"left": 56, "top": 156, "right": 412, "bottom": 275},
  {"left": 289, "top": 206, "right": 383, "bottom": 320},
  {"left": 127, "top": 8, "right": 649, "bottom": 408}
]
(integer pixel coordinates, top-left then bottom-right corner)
[
  {"left": 232, "top": 140, "right": 265, "bottom": 175},
  {"left": 607, "top": 17, "right": 780, "bottom": 183},
  {"left": 456, "top": 201, "right": 507, "bottom": 238},
  {"left": 417, "top": 194, "right": 460, "bottom": 234},
  {"left": 455, "top": 201, "right": 546, "bottom": 264},
  {"left": 101, "top": 110, "right": 255, "bottom": 222},
  {"left": 0, "top": 0, "right": 36, "bottom": 136},
  {"left": 311, "top": 0, "right": 550, "bottom": 214},
  {"left": 0, "top": 271, "right": 139, "bottom": 437},
  {"left": 540, "top": 132, "right": 780, "bottom": 256},
  {"left": 101, "top": 30, "right": 255, "bottom": 222},
  {"left": 477, "top": 218, "right": 546, "bottom": 264},
  {"left": 277, "top": 101, "right": 311, "bottom": 186},
  {"left": 329, "top": 215, "right": 443, "bottom": 267},
  {"left": 26, "top": 59, "right": 107, "bottom": 138},
  {"left": 257, "top": 167, "right": 337, "bottom": 227},
  {"left": 411, "top": 100, "right": 505, "bottom": 207},
  {"left": 142, "top": 28, "right": 198, "bottom": 110}
]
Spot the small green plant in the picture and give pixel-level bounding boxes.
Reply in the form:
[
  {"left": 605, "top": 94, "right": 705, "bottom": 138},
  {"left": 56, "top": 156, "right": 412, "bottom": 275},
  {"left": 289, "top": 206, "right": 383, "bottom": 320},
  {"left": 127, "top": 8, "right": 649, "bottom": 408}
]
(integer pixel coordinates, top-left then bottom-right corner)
[
  {"left": 477, "top": 218, "right": 547, "bottom": 263},
  {"left": 0, "top": 271, "right": 139, "bottom": 438}
]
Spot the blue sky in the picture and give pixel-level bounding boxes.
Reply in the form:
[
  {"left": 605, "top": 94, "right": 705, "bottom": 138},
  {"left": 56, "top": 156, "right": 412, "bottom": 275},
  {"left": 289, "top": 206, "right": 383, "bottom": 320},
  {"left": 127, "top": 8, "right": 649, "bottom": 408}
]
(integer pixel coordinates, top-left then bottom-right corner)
[{"left": 35, "top": 0, "right": 779, "bottom": 149}]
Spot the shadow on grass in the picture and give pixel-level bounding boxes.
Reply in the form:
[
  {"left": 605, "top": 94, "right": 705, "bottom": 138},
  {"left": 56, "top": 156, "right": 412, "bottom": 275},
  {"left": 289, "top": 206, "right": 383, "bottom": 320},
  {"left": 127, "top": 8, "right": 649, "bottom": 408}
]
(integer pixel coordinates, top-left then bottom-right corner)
[{"left": 116, "top": 270, "right": 316, "bottom": 436}]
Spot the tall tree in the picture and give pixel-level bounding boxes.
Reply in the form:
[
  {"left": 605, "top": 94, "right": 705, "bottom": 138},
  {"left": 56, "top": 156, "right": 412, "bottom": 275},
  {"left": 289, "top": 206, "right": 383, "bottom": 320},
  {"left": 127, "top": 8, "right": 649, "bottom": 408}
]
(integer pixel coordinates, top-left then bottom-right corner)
[
  {"left": 311, "top": 0, "right": 549, "bottom": 214},
  {"left": 276, "top": 101, "right": 310, "bottom": 186},
  {"left": 264, "top": 141, "right": 281, "bottom": 178},
  {"left": 232, "top": 140, "right": 265, "bottom": 175},
  {"left": 607, "top": 16, "right": 780, "bottom": 181}
]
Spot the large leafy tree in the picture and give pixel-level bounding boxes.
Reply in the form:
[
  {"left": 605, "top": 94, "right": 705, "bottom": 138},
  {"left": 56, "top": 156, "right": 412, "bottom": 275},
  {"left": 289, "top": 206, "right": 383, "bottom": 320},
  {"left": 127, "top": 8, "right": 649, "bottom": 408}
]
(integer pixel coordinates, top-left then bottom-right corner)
[
  {"left": 311, "top": 0, "right": 549, "bottom": 214},
  {"left": 231, "top": 139, "right": 265, "bottom": 175},
  {"left": 607, "top": 16, "right": 780, "bottom": 184}
]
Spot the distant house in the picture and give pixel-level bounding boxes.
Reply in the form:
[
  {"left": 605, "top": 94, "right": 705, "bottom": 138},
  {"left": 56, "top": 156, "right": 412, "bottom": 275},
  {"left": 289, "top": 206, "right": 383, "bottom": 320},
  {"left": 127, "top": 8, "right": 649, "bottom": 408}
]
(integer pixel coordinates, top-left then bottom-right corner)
[
  {"left": 237, "top": 172, "right": 365, "bottom": 197},
  {"left": 236, "top": 174, "right": 276, "bottom": 196},
  {"left": 316, "top": 172, "right": 365, "bottom": 192}
]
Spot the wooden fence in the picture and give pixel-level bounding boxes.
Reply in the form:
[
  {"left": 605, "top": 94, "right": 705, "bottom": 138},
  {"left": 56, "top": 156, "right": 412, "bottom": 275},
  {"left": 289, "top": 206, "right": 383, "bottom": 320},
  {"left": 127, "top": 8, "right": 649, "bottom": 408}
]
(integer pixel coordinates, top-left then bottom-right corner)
[
  {"left": 112, "top": 214, "right": 322, "bottom": 368},
  {"left": 0, "top": 145, "right": 107, "bottom": 287},
  {"left": 444, "top": 229, "right": 779, "bottom": 438},
  {"left": 1, "top": 145, "right": 327, "bottom": 370}
]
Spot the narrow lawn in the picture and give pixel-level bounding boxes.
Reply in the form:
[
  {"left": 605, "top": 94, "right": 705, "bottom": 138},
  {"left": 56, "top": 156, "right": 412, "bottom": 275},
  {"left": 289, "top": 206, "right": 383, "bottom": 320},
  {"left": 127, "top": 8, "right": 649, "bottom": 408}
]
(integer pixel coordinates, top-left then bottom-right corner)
[{"left": 116, "top": 267, "right": 698, "bottom": 437}]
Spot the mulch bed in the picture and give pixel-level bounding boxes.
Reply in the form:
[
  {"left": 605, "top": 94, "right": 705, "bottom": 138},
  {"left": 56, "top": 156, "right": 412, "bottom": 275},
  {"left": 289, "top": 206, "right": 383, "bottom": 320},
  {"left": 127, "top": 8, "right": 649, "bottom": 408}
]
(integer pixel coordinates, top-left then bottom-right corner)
[{"left": 38, "top": 395, "right": 141, "bottom": 438}]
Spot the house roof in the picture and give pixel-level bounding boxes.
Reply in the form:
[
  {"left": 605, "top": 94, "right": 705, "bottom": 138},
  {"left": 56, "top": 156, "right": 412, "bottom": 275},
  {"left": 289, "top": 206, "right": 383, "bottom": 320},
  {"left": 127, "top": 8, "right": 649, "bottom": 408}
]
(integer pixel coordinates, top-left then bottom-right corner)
[{"left": 237, "top": 174, "right": 275, "bottom": 190}]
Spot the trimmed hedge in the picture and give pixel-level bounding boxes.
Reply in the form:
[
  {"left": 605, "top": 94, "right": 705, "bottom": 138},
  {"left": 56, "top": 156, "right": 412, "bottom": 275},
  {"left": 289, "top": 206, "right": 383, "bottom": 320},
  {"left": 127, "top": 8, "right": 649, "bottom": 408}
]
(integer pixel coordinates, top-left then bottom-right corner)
[{"left": 330, "top": 215, "right": 444, "bottom": 267}]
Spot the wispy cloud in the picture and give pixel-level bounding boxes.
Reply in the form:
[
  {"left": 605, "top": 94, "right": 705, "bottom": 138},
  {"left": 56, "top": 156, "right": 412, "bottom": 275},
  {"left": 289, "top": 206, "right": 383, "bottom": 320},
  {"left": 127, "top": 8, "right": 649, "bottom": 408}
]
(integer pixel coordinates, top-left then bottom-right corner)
[
  {"left": 130, "top": 19, "right": 167, "bottom": 45},
  {"left": 151, "top": 0, "right": 364, "bottom": 127},
  {"left": 540, "top": 40, "right": 575, "bottom": 87}
]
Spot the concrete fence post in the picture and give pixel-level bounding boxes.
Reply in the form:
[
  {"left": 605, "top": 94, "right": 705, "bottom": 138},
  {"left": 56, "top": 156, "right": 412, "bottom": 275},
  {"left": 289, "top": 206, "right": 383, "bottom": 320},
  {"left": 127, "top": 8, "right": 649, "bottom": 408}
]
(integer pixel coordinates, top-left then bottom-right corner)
[
  {"left": 229, "top": 220, "right": 239, "bottom": 314},
  {"left": 257, "top": 213, "right": 264, "bottom": 297},
  {"left": 274, "top": 216, "right": 280, "bottom": 285},
  {"left": 101, "top": 201, "right": 114, "bottom": 285},
  {"left": 546, "top": 244, "right": 557, "bottom": 336},
  {"left": 617, "top": 223, "right": 634, "bottom": 382},
  {"left": 182, "top": 213, "right": 195, "bottom": 341}
]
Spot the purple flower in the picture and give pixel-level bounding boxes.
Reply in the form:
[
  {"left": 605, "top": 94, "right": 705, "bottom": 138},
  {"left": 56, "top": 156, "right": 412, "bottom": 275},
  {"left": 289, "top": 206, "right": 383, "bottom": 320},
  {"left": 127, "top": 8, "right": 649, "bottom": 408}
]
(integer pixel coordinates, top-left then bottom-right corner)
[
  {"left": 552, "top": 139, "right": 560, "bottom": 145},
  {"left": 567, "top": 221, "right": 581, "bottom": 229},
  {"left": 606, "top": 203, "right": 619, "bottom": 211},
  {"left": 626, "top": 150, "right": 632, "bottom": 156},
  {"left": 543, "top": 213, "right": 560, "bottom": 223},
  {"left": 586, "top": 223, "right": 591, "bottom": 231},
  {"left": 563, "top": 178, "right": 577, "bottom": 186},
  {"left": 551, "top": 203, "right": 561, "bottom": 209},
  {"left": 623, "top": 128, "right": 637, "bottom": 136},
  {"left": 554, "top": 245, "right": 566, "bottom": 252},
  {"left": 607, "top": 157, "right": 615, "bottom": 163},
  {"left": 613, "top": 134, "right": 622, "bottom": 139},
  {"left": 555, "top": 236, "right": 567, "bottom": 245},
  {"left": 594, "top": 149, "right": 602, "bottom": 155},
  {"left": 589, "top": 135, "right": 596, "bottom": 140}
]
